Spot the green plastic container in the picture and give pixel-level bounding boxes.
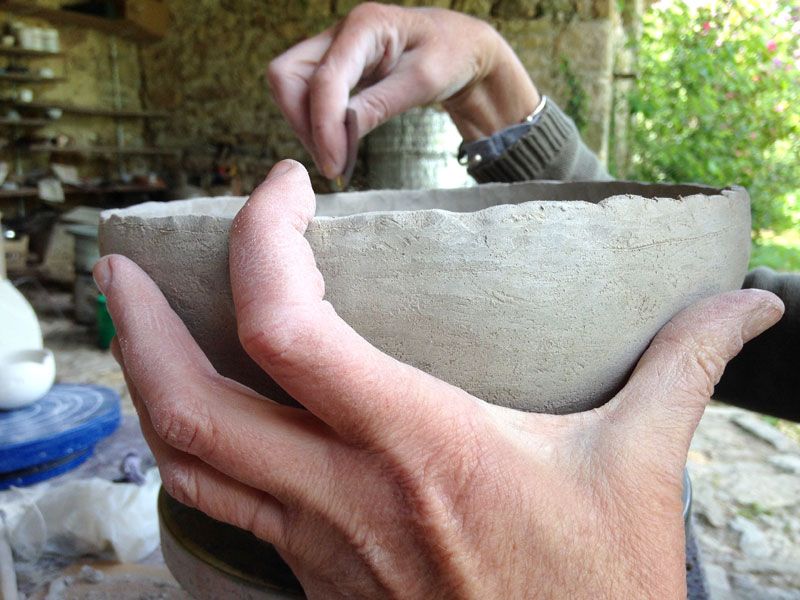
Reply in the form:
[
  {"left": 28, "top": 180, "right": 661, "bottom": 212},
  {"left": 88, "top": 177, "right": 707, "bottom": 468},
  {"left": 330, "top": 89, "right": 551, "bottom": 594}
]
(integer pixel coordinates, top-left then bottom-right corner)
[{"left": 97, "top": 294, "right": 116, "bottom": 350}]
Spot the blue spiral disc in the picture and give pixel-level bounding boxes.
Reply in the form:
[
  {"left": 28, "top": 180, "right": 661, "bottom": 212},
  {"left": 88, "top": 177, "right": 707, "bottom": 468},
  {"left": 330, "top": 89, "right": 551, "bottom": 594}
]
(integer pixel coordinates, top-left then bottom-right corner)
[{"left": 0, "top": 384, "right": 121, "bottom": 482}]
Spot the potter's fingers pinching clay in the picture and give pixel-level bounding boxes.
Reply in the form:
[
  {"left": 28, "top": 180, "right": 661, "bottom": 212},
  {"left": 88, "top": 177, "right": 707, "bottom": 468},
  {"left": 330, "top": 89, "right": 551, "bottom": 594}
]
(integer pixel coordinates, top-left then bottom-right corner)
[{"left": 331, "top": 108, "right": 358, "bottom": 192}]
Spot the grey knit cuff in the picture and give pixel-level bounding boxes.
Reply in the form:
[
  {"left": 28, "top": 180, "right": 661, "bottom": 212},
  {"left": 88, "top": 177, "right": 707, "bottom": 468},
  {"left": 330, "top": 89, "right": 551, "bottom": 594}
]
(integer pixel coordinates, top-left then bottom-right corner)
[{"left": 467, "top": 99, "right": 609, "bottom": 183}]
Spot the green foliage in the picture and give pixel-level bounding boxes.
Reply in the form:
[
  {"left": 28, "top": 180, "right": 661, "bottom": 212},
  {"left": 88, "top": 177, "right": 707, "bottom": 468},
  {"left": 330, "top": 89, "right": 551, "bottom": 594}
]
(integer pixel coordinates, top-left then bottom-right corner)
[
  {"left": 627, "top": 0, "right": 800, "bottom": 234},
  {"left": 749, "top": 229, "right": 800, "bottom": 271},
  {"left": 559, "top": 58, "right": 588, "bottom": 134}
]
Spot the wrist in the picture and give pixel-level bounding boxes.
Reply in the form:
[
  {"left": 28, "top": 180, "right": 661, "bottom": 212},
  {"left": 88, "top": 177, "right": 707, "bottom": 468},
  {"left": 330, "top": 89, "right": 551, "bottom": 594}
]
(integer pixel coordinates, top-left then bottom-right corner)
[{"left": 443, "top": 34, "right": 540, "bottom": 141}]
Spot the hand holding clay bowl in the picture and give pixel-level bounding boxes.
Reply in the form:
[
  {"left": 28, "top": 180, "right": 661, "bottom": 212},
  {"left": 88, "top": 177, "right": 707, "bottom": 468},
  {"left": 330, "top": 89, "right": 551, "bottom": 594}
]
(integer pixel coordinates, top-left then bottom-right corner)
[{"left": 99, "top": 179, "right": 750, "bottom": 415}]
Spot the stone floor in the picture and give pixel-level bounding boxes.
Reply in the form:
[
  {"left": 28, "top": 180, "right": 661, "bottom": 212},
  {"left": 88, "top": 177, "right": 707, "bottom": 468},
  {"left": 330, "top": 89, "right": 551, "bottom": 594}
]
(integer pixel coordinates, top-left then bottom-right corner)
[{"left": 18, "top": 283, "right": 800, "bottom": 599}]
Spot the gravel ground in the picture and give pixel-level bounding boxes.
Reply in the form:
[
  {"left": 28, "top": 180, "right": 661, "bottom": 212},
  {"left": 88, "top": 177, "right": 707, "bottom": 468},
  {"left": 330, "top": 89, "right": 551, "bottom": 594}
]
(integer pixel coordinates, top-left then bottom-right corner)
[{"left": 16, "top": 284, "right": 800, "bottom": 599}]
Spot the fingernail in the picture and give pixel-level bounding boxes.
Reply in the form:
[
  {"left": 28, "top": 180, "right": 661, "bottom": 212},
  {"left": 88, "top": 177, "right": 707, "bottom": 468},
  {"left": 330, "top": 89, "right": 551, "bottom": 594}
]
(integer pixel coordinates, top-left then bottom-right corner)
[
  {"left": 742, "top": 290, "right": 784, "bottom": 340},
  {"left": 267, "top": 159, "right": 296, "bottom": 180},
  {"left": 93, "top": 257, "right": 112, "bottom": 294}
]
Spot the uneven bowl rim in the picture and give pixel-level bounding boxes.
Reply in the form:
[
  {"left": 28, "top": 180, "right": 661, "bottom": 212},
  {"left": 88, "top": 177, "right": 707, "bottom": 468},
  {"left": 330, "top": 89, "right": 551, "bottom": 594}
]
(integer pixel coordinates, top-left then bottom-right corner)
[{"left": 100, "top": 180, "right": 746, "bottom": 232}]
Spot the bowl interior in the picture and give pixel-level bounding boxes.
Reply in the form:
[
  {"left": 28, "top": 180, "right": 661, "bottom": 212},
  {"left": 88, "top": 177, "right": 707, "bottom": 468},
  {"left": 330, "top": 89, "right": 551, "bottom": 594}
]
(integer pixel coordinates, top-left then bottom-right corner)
[{"left": 109, "top": 180, "right": 725, "bottom": 221}]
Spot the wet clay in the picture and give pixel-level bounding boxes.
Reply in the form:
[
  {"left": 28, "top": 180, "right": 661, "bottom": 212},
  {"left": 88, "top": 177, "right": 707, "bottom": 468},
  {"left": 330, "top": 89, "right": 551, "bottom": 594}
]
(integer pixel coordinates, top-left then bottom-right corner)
[{"left": 99, "top": 180, "right": 751, "bottom": 414}]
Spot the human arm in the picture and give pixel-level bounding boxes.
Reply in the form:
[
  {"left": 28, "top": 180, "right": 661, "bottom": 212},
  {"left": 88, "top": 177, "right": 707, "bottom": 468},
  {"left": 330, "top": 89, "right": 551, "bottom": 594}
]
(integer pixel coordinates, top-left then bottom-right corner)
[
  {"left": 94, "top": 160, "right": 782, "bottom": 599},
  {"left": 268, "top": 3, "right": 608, "bottom": 184},
  {"left": 712, "top": 268, "right": 800, "bottom": 421},
  {"left": 267, "top": 3, "right": 539, "bottom": 180}
]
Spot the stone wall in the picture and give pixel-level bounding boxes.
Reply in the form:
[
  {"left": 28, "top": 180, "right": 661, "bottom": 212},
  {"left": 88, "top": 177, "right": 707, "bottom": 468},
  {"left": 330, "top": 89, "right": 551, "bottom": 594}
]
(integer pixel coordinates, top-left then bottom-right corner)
[
  {"left": 141, "top": 0, "right": 619, "bottom": 191},
  {"left": 0, "top": 1, "right": 621, "bottom": 193}
]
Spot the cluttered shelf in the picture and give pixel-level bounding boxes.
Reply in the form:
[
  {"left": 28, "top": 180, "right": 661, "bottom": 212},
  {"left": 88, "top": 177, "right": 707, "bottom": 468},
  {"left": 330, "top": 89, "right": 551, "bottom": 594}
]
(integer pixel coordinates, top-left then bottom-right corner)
[
  {"left": 3, "top": 99, "right": 168, "bottom": 119},
  {"left": 0, "top": 183, "right": 168, "bottom": 200},
  {"left": 0, "top": 186, "right": 37, "bottom": 199},
  {"left": 0, "top": 72, "right": 65, "bottom": 83},
  {"left": 65, "top": 182, "right": 168, "bottom": 195},
  {"left": 0, "top": 117, "right": 51, "bottom": 126},
  {"left": 0, "top": 1, "right": 165, "bottom": 43},
  {"left": 0, "top": 46, "right": 62, "bottom": 58},
  {"left": 29, "top": 144, "right": 181, "bottom": 157}
]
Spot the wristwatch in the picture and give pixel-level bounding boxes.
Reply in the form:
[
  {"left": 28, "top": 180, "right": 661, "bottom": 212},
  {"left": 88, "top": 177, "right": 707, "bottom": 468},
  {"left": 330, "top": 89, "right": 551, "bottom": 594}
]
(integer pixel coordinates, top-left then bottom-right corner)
[{"left": 458, "top": 96, "right": 548, "bottom": 169}]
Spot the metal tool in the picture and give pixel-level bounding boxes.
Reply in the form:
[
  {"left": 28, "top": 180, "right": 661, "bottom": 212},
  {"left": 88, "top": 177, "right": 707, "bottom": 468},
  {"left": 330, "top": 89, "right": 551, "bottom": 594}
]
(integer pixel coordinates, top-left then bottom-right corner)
[{"left": 331, "top": 108, "right": 359, "bottom": 192}]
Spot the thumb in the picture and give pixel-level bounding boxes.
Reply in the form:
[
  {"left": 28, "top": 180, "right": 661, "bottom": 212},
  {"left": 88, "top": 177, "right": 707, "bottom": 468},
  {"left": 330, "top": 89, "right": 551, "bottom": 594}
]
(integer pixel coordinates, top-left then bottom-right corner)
[
  {"left": 604, "top": 289, "right": 784, "bottom": 470},
  {"left": 229, "top": 159, "right": 471, "bottom": 449}
]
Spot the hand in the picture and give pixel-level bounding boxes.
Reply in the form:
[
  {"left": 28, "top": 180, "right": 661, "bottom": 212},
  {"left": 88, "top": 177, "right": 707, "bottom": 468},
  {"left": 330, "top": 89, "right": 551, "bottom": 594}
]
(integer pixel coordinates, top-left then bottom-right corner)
[
  {"left": 95, "top": 160, "right": 783, "bottom": 599},
  {"left": 267, "top": 3, "right": 540, "bottom": 179}
]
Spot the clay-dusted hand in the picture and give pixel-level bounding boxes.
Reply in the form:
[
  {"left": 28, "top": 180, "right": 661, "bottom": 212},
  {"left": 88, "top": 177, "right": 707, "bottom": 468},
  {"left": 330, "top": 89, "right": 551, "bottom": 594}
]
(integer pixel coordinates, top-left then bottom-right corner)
[
  {"left": 95, "top": 160, "right": 783, "bottom": 599},
  {"left": 267, "top": 3, "right": 540, "bottom": 179}
]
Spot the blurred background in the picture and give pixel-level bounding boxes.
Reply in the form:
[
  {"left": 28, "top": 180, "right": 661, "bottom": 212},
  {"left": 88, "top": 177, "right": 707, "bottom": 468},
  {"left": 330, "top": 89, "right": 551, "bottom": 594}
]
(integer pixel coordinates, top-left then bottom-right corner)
[{"left": 0, "top": 2, "right": 797, "bottom": 599}]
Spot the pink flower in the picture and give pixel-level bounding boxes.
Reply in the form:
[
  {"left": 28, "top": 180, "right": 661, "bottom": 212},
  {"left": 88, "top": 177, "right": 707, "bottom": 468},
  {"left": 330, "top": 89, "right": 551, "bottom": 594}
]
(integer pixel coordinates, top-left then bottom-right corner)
[
  {"left": 766, "top": 39, "right": 778, "bottom": 52},
  {"left": 702, "top": 21, "right": 711, "bottom": 32}
]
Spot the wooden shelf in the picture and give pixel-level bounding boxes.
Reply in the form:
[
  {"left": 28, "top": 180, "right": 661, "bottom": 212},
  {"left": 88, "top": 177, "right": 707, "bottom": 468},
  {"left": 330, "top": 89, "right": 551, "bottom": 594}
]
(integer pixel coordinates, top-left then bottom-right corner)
[
  {"left": 0, "top": 2, "right": 163, "bottom": 43},
  {"left": 0, "top": 72, "right": 65, "bottom": 83},
  {"left": 29, "top": 144, "right": 180, "bottom": 157},
  {"left": 0, "top": 186, "right": 37, "bottom": 199},
  {"left": 0, "top": 47, "right": 63, "bottom": 58},
  {"left": 0, "top": 183, "right": 168, "bottom": 200},
  {"left": 65, "top": 183, "right": 168, "bottom": 195},
  {"left": 0, "top": 117, "right": 52, "bottom": 126},
  {"left": 4, "top": 100, "right": 167, "bottom": 119}
]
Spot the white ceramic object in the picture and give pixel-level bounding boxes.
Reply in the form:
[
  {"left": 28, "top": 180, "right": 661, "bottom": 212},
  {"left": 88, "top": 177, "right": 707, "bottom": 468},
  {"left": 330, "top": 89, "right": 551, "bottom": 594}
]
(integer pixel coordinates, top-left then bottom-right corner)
[
  {"left": 0, "top": 349, "right": 55, "bottom": 410},
  {"left": 0, "top": 279, "right": 42, "bottom": 356},
  {"left": 0, "top": 279, "right": 54, "bottom": 410},
  {"left": 100, "top": 181, "right": 751, "bottom": 414}
]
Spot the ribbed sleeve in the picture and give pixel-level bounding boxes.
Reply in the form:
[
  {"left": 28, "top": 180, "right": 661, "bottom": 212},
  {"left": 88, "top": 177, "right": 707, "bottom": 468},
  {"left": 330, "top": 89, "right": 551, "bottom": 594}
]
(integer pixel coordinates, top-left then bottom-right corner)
[{"left": 467, "top": 99, "right": 611, "bottom": 183}]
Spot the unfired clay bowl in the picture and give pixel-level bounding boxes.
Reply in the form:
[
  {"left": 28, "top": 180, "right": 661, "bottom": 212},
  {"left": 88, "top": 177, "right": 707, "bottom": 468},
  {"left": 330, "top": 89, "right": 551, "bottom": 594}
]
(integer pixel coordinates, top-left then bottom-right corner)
[{"left": 99, "top": 180, "right": 750, "bottom": 415}]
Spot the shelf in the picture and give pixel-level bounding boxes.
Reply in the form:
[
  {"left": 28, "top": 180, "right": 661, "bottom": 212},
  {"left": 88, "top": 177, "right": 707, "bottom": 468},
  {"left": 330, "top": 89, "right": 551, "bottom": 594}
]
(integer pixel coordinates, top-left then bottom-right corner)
[
  {"left": 0, "top": 2, "right": 163, "bottom": 43},
  {"left": 3, "top": 100, "right": 167, "bottom": 119},
  {"left": 0, "top": 186, "right": 37, "bottom": 199},
  {"left": 0, "top": 117, "right": 52, "bottom": 126},
  {"left": 0, "top": 183, "right": 168, "bottom": 200},
  {"left": 0, "top": 47, "right": 63, "bottom": 58},
  {"left": 65, "top": 183, "right": 168, "bottom": 195},
  {"left": 29, "top": 144, "right": 180, "bottom": 157},
  {"left": 0, "top": 72, "right": 65, "bottom": 83}
]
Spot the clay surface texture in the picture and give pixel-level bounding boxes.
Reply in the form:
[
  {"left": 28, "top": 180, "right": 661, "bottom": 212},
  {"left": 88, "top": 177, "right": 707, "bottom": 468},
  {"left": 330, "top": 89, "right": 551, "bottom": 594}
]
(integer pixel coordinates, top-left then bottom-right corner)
[{"left": 99, "top": 181, "right": 751, "bottom": 414}]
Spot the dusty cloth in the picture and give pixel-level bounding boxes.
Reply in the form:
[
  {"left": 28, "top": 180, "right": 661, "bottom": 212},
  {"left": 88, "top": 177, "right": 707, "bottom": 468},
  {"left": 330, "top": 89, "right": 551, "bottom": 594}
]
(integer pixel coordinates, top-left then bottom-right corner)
[{"left": 470, "top": 98, "right": 799, "bottom": 423}]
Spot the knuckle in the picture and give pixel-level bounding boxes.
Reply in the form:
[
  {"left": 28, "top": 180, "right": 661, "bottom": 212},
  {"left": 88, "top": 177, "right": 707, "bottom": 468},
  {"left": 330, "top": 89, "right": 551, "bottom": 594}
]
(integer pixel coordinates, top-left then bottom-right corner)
[
  {"left": 151, "top": 394, "right": 215, "bottom": 457},
  {"left": 247, "top": 498, "right": 287, "bottom": 545},
  {"left": 267, "top": 57, "right": 289, "bottom": 100},
  {"left": 348, "top": 2, "right": 388, "bottom": 21},
  {"left": 309, "top": 61, "right": 337, "bottom": 89},
  {"left": 690, "top": 347, "right": 728, "bottom": 393},
  {"left": 655, "top": 320, "right": 734, "bottom": 391},
  {"left": 413, "top": 62, "right": 440, "bottom": 94},
  {"left": 239, "top": 307, "right": 318, "bottom": 371},
  {"left": 266, "top": 58, "right": 284, "bottom": 90},
  {"left": 160, "top": 460, "right": 201, "bottom": 509},
  {"left": 358, "top": 92, "right": 392, "bottom": 128}
]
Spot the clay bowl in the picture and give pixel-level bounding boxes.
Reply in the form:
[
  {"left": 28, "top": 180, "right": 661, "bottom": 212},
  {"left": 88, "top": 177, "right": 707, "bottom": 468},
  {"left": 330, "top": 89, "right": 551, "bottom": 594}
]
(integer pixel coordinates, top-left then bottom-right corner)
[{"left": 99, "top": 180, "right": 750, "bottom": 415}]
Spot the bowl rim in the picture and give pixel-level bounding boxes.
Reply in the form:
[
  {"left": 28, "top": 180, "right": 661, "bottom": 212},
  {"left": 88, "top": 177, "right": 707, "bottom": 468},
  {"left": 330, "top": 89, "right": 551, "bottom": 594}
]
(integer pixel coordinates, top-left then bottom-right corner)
[{"left": 99, "top": 180, "right": 746, "bottom": 230}]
